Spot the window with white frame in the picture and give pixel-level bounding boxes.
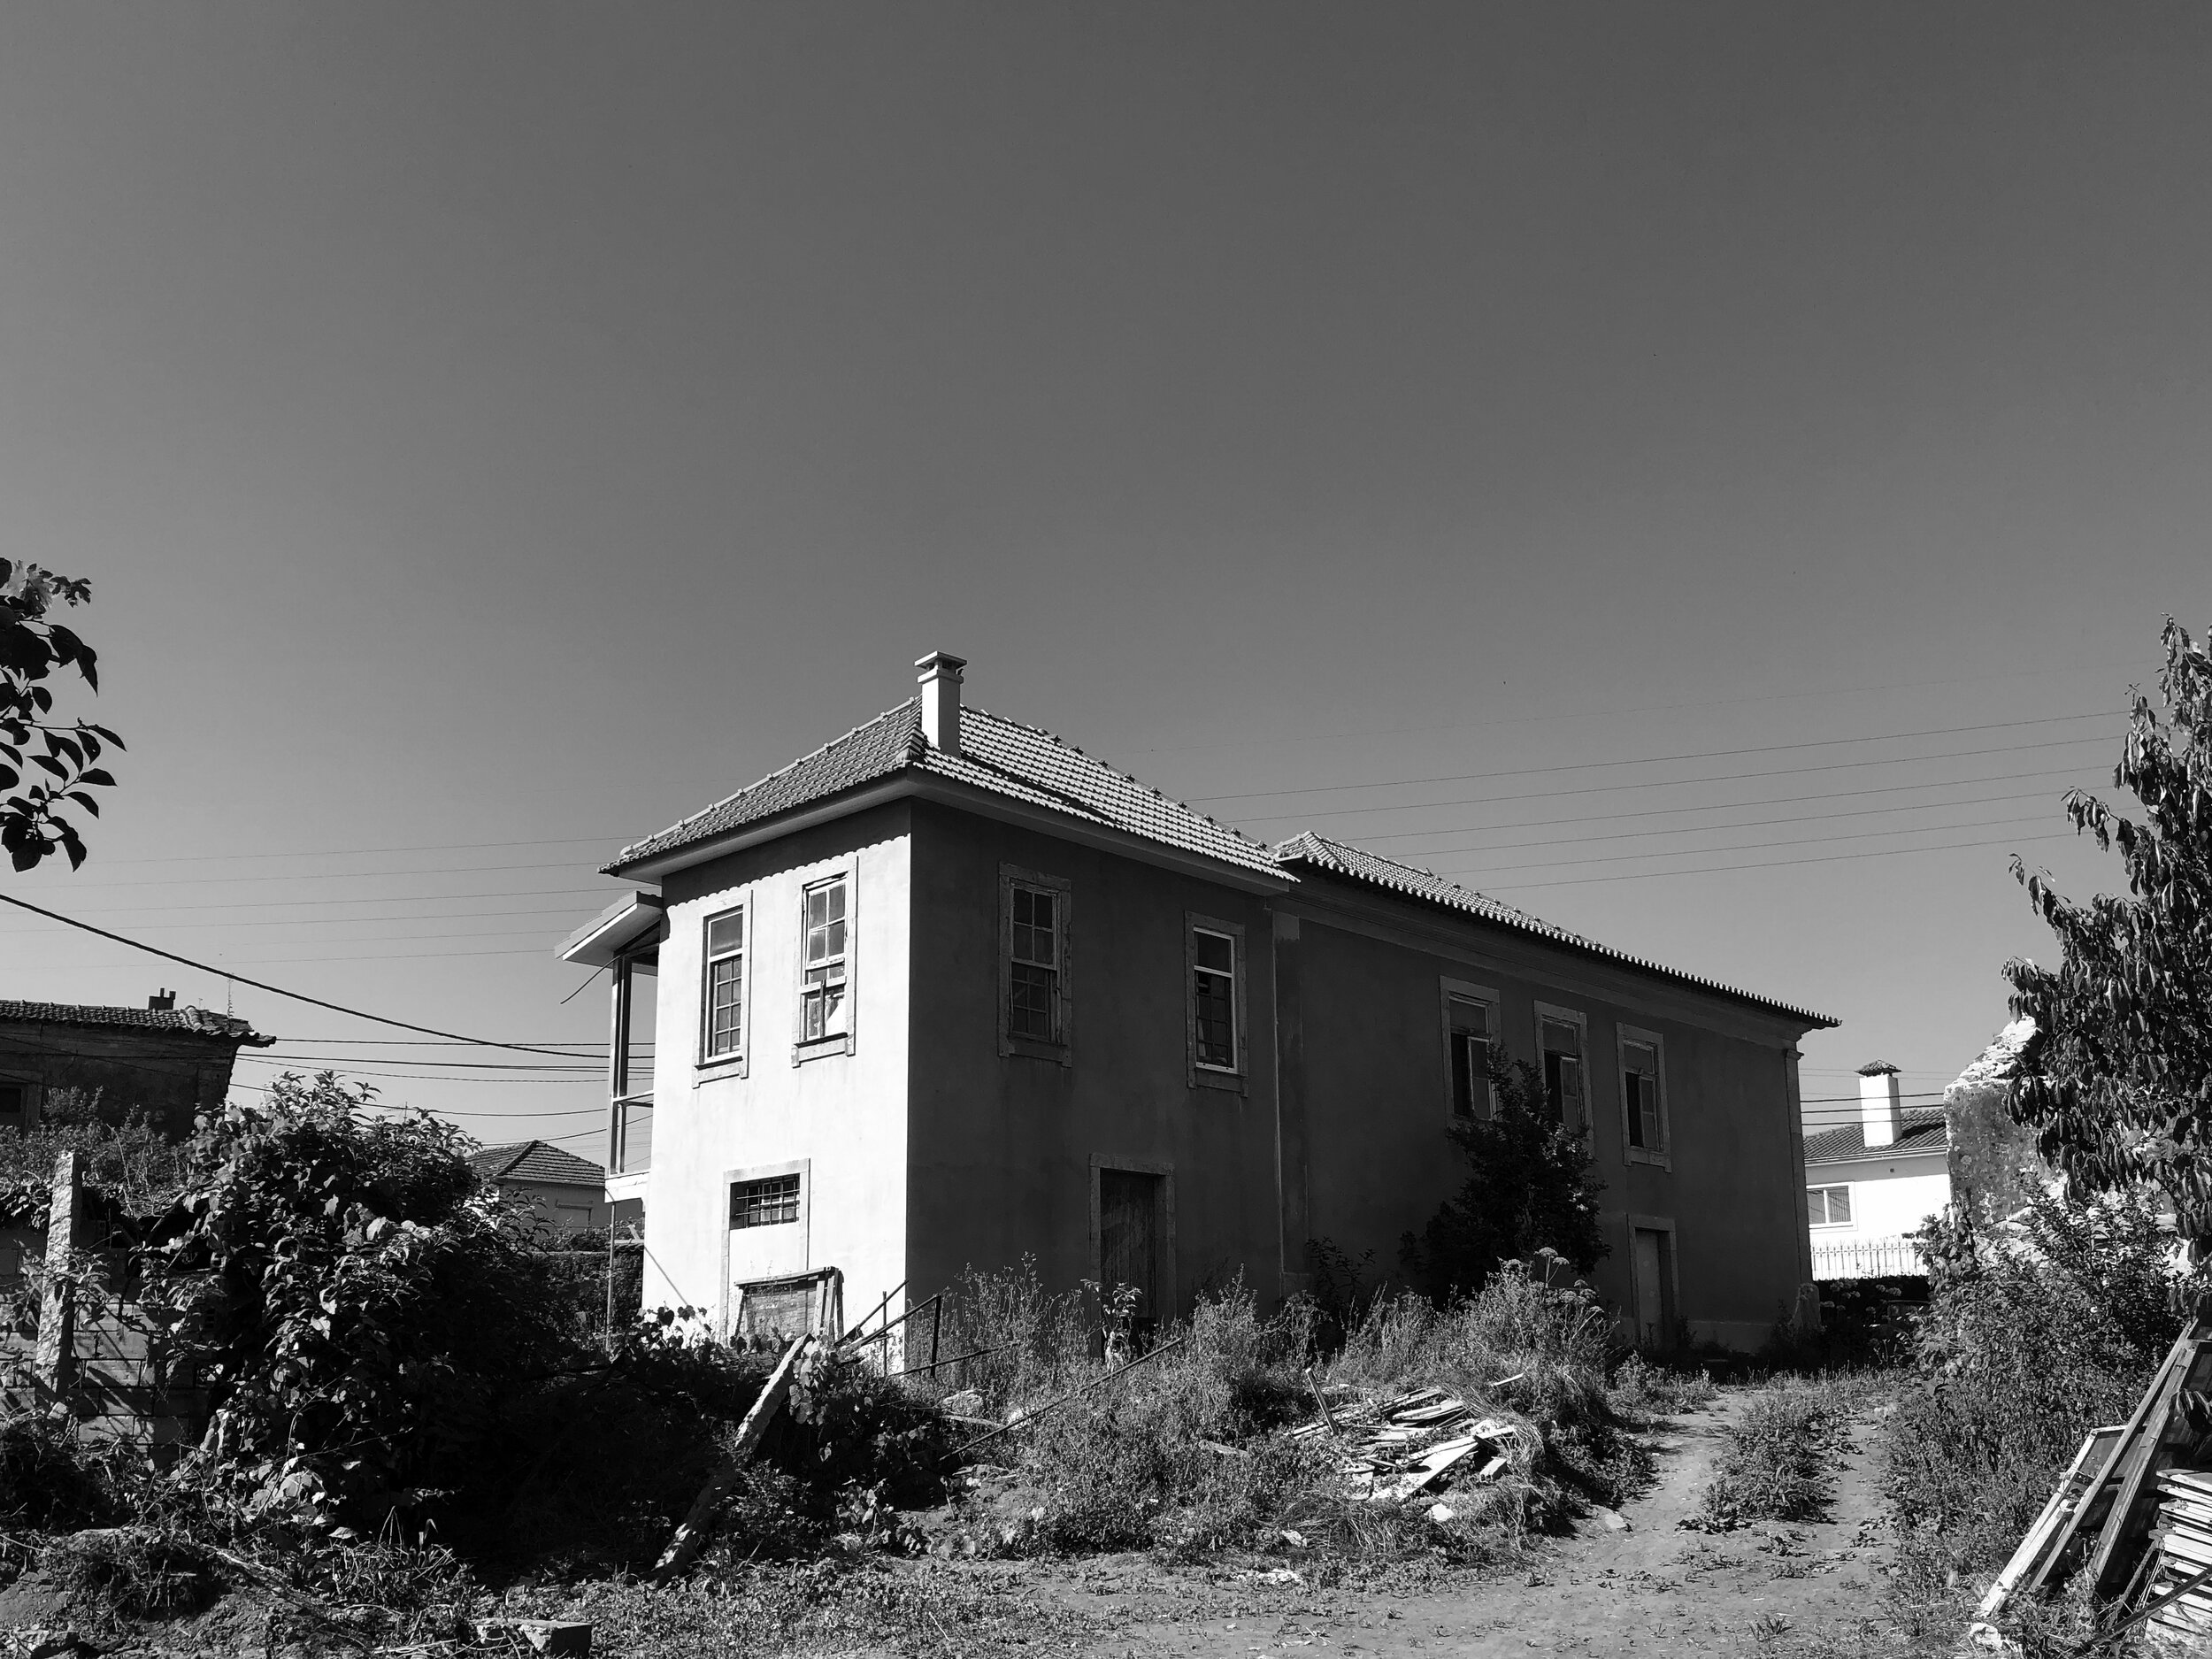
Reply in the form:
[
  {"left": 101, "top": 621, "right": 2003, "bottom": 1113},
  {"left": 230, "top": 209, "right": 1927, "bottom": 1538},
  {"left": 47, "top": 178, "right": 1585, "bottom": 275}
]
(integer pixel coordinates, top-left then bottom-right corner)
[
  {"left": 1192, "top": 926, "right": 1238, "bottom": 1071},
  {"left": 1003, "top": 874, "right": 1066, "bottom": 1047},
  {"left": 1622, "top": 1033, "right": 1667, "bottom": 1156},
  {"left": 701, "top": 906, "right": 745, "bottom": 1060},
  {"left": 800, "top": 875, "right": 849, "bottom": 1045},
  {"left": 1447, "top": 994, "right": 1494, "bottom": 1121},
  {"left": 1807, "top": 1185, "right": 1854, "bottom": 1227},
  {"left": 1538, "top": 1010, "right": 1586, "bottom": 1128}
]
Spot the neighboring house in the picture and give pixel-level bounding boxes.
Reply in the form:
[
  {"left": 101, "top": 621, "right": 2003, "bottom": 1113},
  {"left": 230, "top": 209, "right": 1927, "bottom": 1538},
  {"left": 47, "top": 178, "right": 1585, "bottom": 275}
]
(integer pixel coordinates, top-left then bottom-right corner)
[
  {"left": 0, "top": 994, "right": 273, "bottom": 1141},
  {"left": 467, "top": 1140, "right": 611, "bottom": 1233},
  {"left": 560, "top": 651, "right": 1838, "bottom": 1355},
  {"left": 1802, "top": 1064, "right": 1949, "bottom": 1279}
]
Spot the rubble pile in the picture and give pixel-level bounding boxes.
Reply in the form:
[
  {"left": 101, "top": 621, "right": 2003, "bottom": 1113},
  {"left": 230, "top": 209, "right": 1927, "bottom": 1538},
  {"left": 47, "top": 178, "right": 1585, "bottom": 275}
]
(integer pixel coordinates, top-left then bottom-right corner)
[{"left": 1294, "top": 1384, "right": 1520, "bottom": 1505}]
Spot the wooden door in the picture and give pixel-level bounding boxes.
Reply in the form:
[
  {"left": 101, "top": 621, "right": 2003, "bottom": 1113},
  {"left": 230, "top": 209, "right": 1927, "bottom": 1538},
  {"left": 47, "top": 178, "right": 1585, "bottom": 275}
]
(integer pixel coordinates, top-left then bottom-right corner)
[
  {"left": 1632, "top": 1227, "right": 1672, "bottom": 1350},
  {"left": 1098, "top": 1169, "right": 1161, "bottom": 1317}
]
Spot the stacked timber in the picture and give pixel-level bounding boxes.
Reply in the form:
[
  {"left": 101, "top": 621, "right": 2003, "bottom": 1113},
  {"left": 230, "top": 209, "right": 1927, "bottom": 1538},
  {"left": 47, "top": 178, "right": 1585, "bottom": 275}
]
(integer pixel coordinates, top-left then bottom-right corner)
[{"left": 2147, "top": 1471, "right": 2212, "bottom": 1651}]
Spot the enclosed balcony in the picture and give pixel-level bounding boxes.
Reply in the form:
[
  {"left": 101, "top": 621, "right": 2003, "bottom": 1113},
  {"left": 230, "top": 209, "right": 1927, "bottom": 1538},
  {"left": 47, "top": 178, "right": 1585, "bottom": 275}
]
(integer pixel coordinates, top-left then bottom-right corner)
[{"left": 557, "top": 891, "right": 667, "bottom": 1200}]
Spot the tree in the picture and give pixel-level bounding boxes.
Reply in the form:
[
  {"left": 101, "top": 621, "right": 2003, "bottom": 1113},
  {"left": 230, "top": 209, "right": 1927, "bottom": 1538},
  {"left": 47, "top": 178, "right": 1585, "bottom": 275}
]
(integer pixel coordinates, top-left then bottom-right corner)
[
  {"left": 1400, "top": 1049, "right": 1608, "bottom": 1302},
  {"left": 2006, "top": 618, "right": 2212, "bottom": 1237},
  {"left": 1, "top": 558, "right": 120, "bottom": 871}
]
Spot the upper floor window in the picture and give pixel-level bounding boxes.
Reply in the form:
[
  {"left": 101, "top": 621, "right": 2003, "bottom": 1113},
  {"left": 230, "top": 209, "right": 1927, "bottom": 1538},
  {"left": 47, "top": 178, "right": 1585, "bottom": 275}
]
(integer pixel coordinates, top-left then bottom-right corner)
[
  {"left": 1445, "top": 991, "right": 1494, "bottom": 1122},
  {"left": 1619, "top": 1025, "right": 1671, "bottom": 1164},
  {"left": 702, "top": 907, "right": 745, "bottom": 1060},
  {"left": 1537, "top": 1008, "right": 1586, "bottom": 1128},
  {"left": 1001, "top": 868, "right": 1071, "bottom": 1057},
  {"left": 1192, "top": 927, "right": 1238, "bottom": 1070},
  {"left": 1807, "top": 1184, "right": 1853, "bottom": 1227},
  {"left": 801, "top": 875, "right": 849, "bottom": 1044}
]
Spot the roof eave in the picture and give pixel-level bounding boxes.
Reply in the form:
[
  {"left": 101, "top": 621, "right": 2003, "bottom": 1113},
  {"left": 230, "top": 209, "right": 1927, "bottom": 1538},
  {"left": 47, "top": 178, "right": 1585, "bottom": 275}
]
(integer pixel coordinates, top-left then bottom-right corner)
[
  {"left": 604, "top": 771, "right": 1296, "bottom": 895},
  {"left": 557, "top": 892, "right": 669, "bottom": 967}
]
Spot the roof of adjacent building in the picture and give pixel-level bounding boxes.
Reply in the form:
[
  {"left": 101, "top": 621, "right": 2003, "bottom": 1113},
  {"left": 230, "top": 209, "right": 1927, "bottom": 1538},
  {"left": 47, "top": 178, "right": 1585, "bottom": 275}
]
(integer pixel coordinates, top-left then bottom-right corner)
[
  {"left": 468, "top": 1140, "right": 606, "bottom": 1189},
  {"left": 1274, "top": 832, "right": 1836, "bottom": 1026},
  {"left": 602, "top": 688, "right": 1834, "bottom": 1029},
  {"left": 606, "top": 699, "right": 1284, "bottom": 879},
  {"left": 1802, "top": 1110, "right": 1949, "bottom": 1164},
  {"left": 0, "top": 1002, "right": 273, "bottom": 1046}
]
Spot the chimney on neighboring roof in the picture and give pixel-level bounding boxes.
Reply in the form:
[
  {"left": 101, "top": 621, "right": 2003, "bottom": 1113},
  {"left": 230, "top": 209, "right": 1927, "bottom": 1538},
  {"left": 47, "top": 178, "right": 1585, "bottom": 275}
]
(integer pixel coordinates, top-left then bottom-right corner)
[
  {"left": 917, "top": 650, "right": 967, "bottom": 757},
  {"left": 148, "top": 989, "right": 176, "bottom": 1012},
  {"left": 1858, "top": 1061, "right": 1902, "bottom": 1148}
]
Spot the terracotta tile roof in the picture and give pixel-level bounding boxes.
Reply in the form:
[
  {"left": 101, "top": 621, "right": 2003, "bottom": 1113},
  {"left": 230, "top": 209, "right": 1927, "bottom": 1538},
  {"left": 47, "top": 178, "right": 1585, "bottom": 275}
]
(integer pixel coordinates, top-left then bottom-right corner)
[
  {"left": 468, "top": 1139, "right": 606, "bottom": 1188},
  {"left": 608, "top": 701, "right": 1283, "bottom": 879},
  {"left": 0, "top": 1001, "right": 273, "bottom": 1045},
  {"left": 1801, "top": 1110, "right": 1948, "bottom": 1164},
  {"left": 1274, "top": 832, "right": 1836, "bottom": 1027}
]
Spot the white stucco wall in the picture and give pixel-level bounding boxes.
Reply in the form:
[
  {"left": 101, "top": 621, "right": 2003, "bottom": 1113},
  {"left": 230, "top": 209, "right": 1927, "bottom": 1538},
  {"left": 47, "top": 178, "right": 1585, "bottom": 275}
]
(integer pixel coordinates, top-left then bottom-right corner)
[
  {"left": 1806, "top": 1149, "right": 1950, "bottom": 1274},
  {"left": 639, "top": 831, "right": 911, "bottom": 1337}
]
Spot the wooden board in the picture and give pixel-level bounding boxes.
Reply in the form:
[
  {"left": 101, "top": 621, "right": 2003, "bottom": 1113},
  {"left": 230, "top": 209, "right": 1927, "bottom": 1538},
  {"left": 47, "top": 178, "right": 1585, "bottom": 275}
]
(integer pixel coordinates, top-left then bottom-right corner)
[{"left": 2090, "top": 1338, "right": 2212, "bottom": 1598}]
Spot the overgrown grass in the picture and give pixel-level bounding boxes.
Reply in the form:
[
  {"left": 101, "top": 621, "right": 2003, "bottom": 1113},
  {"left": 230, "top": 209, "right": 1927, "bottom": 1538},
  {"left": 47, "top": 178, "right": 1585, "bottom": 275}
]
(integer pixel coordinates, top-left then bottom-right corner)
[
  {"left": 1691, "top": 1380, "right": 1852, "bottom": 1530},
  {"left": 41, "top": 1526, "right": 222, "bottom": 1619}
]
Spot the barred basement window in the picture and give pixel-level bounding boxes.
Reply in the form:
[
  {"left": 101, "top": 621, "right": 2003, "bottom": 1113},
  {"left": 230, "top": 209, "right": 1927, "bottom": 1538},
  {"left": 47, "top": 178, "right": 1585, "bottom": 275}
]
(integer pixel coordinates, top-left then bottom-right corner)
[{"left": 731, "top": 1173, "right": 802, "bottom": 1229}]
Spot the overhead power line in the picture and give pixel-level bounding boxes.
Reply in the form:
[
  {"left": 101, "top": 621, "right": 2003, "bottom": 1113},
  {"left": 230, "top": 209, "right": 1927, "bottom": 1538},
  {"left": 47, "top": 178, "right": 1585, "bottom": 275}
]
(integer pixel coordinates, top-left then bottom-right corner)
[
  {"left": 1471, "top": 828, "right": 2081, "bottom": 893},
  {"left": 0, "top": 891, "right": 591, "bottom": 1057},
  {"left": 1229, "top": 733, "right": 2117, "bottom": 826},
  {"left": 1194, "top": 711, "right": 2119, "bottom": 804}
]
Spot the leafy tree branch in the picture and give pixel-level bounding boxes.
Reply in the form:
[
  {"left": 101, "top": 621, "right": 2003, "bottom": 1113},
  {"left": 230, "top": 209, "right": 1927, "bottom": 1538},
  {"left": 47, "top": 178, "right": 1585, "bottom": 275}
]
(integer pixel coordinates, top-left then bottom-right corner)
[{"left": 1, "top": 558, "right": 122, "bottom": 871}]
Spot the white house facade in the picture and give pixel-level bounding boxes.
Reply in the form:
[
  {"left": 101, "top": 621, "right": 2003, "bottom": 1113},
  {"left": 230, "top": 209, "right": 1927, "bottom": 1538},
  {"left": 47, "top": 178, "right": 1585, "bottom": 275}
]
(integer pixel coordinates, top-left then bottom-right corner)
[{"left": 1802, "top": 1064, "right": 1948, "bottom": 1279}]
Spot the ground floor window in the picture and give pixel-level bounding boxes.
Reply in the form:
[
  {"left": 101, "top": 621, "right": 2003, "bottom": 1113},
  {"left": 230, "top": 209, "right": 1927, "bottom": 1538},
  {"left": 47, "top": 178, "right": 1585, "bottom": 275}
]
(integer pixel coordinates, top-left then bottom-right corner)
[
  {"left": 731, "top": 1172, "right": 802, "bottom": 1229},
  {"left": 1807, "top": 1185, "right": 1853, "bottom": 1227}
]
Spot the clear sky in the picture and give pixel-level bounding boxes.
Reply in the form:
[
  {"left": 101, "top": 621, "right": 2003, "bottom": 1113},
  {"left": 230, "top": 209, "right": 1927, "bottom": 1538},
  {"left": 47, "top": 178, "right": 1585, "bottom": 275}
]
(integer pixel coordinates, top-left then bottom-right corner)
[{"left": 2, "top": 4, "right": 2208, "bottom": 1155}]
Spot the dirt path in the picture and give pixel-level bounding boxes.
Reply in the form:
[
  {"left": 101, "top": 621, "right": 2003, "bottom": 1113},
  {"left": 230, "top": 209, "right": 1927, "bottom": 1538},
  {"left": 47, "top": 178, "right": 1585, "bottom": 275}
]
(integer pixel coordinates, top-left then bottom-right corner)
[{"left": 1035, "top": 1392, "right": 1894, "bottom": 1658}]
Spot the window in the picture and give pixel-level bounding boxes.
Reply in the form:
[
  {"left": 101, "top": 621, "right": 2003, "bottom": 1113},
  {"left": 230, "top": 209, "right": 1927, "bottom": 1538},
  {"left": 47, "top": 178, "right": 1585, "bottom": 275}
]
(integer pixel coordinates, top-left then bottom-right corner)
[
  {"left": 701, "top": 907, "right": 744, "bottom": 1061},
  {"left": 1538, "top": 1010, "right": 1586, "bottom": 1128},
  {"left": 1623, "top": 1040, "right": 1663, "bottom": 1150},
  {"left": 0, "top": 1083, "right": 25, "bottom": 1129},
  {"left": 800, "top": 875, "right": 849, "bottom": 1045},
  {"left": 1192, "top": 928, "right": 1237, "bottom": 1070},
  {"left": 731, "top": 1173, "right": 803, "bottom": 1229},
  {"left": 1000, "top": 867, "right": 1071, "bottom": 1056},
  {"left": 1448, "top": 995, "right": 1494, "bottom": 1121},
  {"left": 1617, "top": 1025, "right": 1671, "bottom": 1165},
  {"left": 1808, "top": 1185, "right": 1854, "bottom": 1227}
]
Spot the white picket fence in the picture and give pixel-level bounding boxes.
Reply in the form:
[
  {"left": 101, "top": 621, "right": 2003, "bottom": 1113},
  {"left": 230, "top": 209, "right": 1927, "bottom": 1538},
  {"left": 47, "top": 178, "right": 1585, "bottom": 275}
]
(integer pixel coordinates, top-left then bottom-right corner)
[{"left": 1810, "top": 1234, "right": 1926, "bottom": 1280}]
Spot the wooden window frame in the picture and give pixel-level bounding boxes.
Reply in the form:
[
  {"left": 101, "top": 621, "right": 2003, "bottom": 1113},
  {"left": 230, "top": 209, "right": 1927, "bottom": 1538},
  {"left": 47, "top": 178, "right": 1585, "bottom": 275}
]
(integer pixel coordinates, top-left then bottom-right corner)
[
  {"left": 1617, "top": 1023, "right": 1672, "bottom": 1169},
  {"left": 1439, "top": 976, "right": 1500, "bottom": 1125},
  {"left": 998, "top": 864, "right": 1072, "bottom": 1064},
  {"left": 1533, "top": 1002, "right": 1589, "bottom": 1133},
  {"left": 1087, "top": 1153, "right": 1177, "bottom": 1319},
  {"left": 1185, "top": 913, "right": 1248, "bottom": 1094},
  {"left": 697, "top": 900, "right": 750, "bottom": 1075},
  {"left": 793, "top": 865, "right": 856, "bottom": 1064},
  {"left": 1807, "top": 1184, "right": 1854, "bottom": 1229}
]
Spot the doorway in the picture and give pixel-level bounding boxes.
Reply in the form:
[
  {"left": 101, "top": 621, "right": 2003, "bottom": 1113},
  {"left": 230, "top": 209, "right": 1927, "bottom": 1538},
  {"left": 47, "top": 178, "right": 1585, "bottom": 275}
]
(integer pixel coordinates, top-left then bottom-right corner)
[{"left": 1632, "top": 1223, "right": 1677, "bottom": 1352}]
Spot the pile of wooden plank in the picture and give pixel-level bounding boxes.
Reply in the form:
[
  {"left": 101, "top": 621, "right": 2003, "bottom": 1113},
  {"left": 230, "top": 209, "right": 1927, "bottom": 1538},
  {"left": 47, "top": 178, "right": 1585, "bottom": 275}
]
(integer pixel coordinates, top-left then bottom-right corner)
[
  {"left": 1978, "top": 1317, "right": 2212, "bottom": 1640},
  {"left": 2146, "top": 1471, "right": 2212, "bottom": 1649},
  {"left": 1292, "top": 1384, "right": 1518, "bottom": 1503}
]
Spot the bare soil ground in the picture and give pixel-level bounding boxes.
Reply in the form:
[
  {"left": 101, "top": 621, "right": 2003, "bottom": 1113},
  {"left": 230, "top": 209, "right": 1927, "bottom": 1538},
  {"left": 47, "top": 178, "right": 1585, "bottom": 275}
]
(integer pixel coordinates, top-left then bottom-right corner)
[{"left": 1008, "top": 1391, "right": 1895, "bottom": 1659}]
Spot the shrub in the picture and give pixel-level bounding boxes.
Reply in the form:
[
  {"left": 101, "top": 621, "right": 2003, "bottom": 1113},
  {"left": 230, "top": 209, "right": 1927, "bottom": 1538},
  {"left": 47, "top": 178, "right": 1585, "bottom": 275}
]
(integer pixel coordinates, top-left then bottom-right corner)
[
  {"left": 0, "top": 1410, "right": 119, "bottom": 1530},
  {"left": 42, "top": 1526, "right": 221, "bottom": 1618},
  {"left": 1885, "top": 1186, "right": 2196, "bottom": 1579},
  {"left": 1400, "top": 1055, "right": 1607, "bottom": 1302}
]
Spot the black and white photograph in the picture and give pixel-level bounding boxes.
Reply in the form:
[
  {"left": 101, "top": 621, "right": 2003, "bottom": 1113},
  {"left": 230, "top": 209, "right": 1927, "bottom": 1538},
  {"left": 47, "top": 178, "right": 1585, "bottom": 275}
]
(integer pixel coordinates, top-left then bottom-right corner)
[{"left": 2, "top": 6, "right": 2210, "bottom": 1655}]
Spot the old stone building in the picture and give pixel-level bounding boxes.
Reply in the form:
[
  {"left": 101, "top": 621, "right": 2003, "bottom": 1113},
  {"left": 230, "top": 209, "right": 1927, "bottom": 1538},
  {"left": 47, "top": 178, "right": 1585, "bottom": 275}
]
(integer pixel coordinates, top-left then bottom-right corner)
[{"left": 0, "top": 995, "right": 273, "bottom": 1141}]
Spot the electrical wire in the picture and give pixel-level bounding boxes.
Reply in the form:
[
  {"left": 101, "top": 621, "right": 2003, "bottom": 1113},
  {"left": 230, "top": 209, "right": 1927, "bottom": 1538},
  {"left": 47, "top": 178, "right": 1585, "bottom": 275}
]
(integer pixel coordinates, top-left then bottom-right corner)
[
  {"left": 0, "top": 891, "right": 595, "bottom": 1056},
  {"left": 1466, "top": 828, "right": 2081, "bottom": 893},
  {"left": 1194, "top": 710, "right": 2121, "bottom": 804},
  {"left": 1226, "top": 733, "right": 2118, "bottom": 826}
]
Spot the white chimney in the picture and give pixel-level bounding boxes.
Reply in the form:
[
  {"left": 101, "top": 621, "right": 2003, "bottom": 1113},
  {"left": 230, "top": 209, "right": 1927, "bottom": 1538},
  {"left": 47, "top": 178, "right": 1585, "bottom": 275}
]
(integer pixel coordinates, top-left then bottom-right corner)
[
  {"left": 1858, "top": 1063, "right": 1903, "bottom": 1148},
  {"left": 917, "top": 650, "right": 967, "bottom": 757}
]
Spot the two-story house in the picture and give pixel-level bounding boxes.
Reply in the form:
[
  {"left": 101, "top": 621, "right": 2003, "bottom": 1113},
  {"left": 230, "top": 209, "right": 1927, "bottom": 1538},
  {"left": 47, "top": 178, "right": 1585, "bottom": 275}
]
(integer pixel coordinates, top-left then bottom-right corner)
[
  {"left": 1802, "top": 1063, "right": 1949, "bottom": 1279},
  {"left": 560, "top": 652, "right": 1837, "bottom": 1354}
]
